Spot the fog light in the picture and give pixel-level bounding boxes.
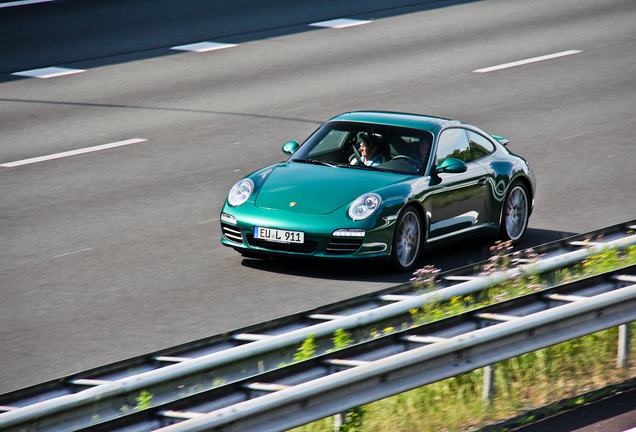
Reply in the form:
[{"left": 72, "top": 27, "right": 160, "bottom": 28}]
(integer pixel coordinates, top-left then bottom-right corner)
[
  {"left": 333, "top": 229, "right": 365, "bottom": 237},
  {"left": 221, "top": 213, "right": 237, "bottom": 225}
]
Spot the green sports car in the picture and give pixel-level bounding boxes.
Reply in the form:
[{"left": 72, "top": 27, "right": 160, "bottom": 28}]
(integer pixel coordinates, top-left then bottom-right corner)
[{"left": 220, "top": 111, "right": 536, "bottom": 271}]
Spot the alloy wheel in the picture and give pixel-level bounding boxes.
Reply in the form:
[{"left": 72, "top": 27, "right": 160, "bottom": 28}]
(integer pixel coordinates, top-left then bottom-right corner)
[
  {"left": 504, "top": 183, "right": 529, "bottom": 242},
  {"left": 393, "top": 208, "right": 422, "bottom": 271}
]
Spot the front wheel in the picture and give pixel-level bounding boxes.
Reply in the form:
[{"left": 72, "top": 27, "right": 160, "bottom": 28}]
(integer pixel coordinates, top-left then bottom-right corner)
[
  {"left": 500, "top": 181, "right": 529, "bottom": 243},
  {"left": 391, "top": 207, "right": 422, "bottom": 272}
]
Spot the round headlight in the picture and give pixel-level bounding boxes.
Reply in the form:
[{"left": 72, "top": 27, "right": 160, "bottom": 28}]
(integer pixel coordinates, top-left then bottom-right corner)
[
  {"left": 228, "top": 179, "right": 254, "bottom": 207},
  {"left": 349, "top": 193, "right": 381, "bottom": 220}
]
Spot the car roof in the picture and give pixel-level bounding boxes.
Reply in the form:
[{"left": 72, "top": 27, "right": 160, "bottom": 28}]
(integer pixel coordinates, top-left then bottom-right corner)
[{"left": 329, "top": 111, "right": 461, "bottom": 132}]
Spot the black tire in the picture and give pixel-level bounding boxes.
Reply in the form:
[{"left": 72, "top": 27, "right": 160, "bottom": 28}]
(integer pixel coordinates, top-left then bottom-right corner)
[
  {"left": 499, "top": 181, "right": 529, "bottom": 243},
  {"left": 391, "top": 207, "right": 422, "bottom": 272}
]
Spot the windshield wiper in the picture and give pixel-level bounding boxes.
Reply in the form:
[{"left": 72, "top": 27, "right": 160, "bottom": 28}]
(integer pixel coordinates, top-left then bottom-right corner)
[
  {"left": 349, "top": 163, "right": 378, "bottom": 170},
  {"left": 348, "top": 164, "right": 394, "bottom": 173},
  {"left": 296, "top": 159, "right": 338, "bottom": 168}
]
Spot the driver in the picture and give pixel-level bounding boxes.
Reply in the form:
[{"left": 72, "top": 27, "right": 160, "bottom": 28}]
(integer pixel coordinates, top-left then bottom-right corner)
[{"left": 352, "top": 133, "right": 385, "bottom": 166}]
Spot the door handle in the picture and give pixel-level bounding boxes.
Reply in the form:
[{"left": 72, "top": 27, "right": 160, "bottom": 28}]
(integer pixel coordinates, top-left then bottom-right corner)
[{"left": 478, "top": 177, "right": 487, "bottom": 187}]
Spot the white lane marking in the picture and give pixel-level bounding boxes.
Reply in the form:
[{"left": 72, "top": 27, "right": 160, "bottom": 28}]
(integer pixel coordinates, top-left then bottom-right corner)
[
  {"left": 199, "top": 218, "right": 219, "bottom": 224},
  {"left": 0, "top": 0, "right": 55, "bottom": 8},
  {"left": 1, "top": 138, "right": 148, "bottom": 167},
  {"left": 12, "top": 67, "right": 86, "bottom": 79},
  {"left": 171, "top": 42, "right": 237, "bottom": 52},
  {"left": 283, "top": 106, "right": 307, "bottom": 112},
  {"left": 559, "top": 132, "right": 587, "bottom": 140},
  {"left": 54, "top": 248, "right": 94, "bottom": 258},
  {"left": 473, "top": 50, "right": 582, "bottom": 73},
  {"left": 310, "top": 18, "right": 372, "bottom": 28}
]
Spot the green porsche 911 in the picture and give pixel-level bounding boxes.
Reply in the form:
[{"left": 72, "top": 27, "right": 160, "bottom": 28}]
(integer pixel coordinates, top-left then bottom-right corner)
[{"left": 220, "top": 111, "right": 536, "bottom": 272}]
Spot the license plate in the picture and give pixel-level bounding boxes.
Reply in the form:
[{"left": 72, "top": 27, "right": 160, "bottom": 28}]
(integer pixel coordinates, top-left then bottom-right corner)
[{"left": 254, "top": 226, "right": 304, "bottom": 244}]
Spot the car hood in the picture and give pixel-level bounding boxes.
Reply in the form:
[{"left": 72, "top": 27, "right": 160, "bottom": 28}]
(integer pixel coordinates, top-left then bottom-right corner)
[{"left": 254, "top": 162, "right": 406, "bottom": 214}]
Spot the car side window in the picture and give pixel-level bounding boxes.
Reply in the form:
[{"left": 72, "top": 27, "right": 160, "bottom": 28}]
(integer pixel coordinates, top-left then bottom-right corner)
[
  {"left": 468, "top": 131, "right": 495, "bottom": 160},
  {"left": 436, "top": 128, "right": 472, "bottom": 165}
]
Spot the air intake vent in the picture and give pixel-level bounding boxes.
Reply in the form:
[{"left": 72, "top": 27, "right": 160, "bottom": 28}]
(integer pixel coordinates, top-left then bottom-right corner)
[
  {"left": 222, "top": 223, "right": 243, "bottom": 244},
  {"left": 326, "top": 237, "right": 363, "bottom": 255}
]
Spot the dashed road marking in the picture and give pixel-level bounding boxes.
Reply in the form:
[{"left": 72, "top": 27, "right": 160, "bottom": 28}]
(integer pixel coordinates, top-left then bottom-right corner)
[
  {"left": 310, "top": 18, "right": 372, "bottom": 29},
  {"left": 171, "top": 42, "right": 237, "bottom": 52},
  {"left": 12, "top": 67, "right": 86, "bottom": 79},
  {"left": 473, "top": 50, "right": 582, "bottom": 73},
  {"left": 559, "top": 133, "right": 588, "bottom": 141},
  {"left": 54, "top": 248, "right": 94, "bottom": 259},
  {"left": 0, "top": 0, "right": 55, "bottom": 8},
  {"left": 1, "top": 138, "right": 148, "bottom": 167}
]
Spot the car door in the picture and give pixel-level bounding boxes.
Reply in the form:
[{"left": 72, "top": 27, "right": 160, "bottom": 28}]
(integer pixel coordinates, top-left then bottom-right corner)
[{"left": 427, "top": 128, "right": 489, "bottom": 240}]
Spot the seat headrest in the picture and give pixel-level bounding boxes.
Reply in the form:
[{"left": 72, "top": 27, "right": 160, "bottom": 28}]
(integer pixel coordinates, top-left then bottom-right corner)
[{"left": 361, "top": 132, "right": 385, "bottom": 144}]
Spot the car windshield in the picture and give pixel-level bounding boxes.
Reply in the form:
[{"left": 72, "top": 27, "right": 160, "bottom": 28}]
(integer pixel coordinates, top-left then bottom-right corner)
[{"left": 290, "top": 121, "right": 433, "bottom": 175}]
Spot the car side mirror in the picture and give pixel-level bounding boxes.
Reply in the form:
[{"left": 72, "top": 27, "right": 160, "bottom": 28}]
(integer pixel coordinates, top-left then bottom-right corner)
[
  {"left": 435, "top": 157, "right": 468, "bottom": 174},
  {"left": 282, "top": 141, "right": 299, "bottom": 155}
]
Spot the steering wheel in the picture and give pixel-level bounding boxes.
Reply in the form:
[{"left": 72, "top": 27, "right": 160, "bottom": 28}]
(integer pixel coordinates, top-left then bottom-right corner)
[
  {"left": 350, "top": 145, "right": 363, "bottom": 165},
  {"left": 392, "top": 155, "right": 419, "bottom": 168}
]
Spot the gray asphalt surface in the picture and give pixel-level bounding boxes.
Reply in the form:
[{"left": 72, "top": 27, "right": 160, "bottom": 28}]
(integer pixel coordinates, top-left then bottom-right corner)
[
  {"left": 498, "top": 385, "right": 636, "bottom": 432},
  {"left": 1, "top": 0, "right": 634, "bottom": 415}
]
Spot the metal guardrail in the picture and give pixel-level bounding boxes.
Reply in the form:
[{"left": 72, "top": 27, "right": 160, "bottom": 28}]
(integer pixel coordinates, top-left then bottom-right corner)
[
  {"left": 154, "top": 275, "right": 636, "bottom": 432},
  {"left": 0, "top": 221, "right": 635, "bottom": 431}
]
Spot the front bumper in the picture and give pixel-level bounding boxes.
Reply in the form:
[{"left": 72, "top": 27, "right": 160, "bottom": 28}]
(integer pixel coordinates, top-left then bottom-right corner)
[{"left": 219, "top": 204, "right": 395, "bottom": 260}]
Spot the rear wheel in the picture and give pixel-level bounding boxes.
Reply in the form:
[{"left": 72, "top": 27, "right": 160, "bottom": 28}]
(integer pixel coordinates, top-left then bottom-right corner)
[
  {"left": 500, "top": 181, "right": 529, "bottom": 242},
  {"left": 391, "top": 207, "right": 422, "bottom": 272}
]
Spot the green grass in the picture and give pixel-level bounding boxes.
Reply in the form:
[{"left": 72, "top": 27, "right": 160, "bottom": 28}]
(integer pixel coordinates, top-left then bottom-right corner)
[{"left": 290, "top": 237, "right": 636, "bottom": 432}]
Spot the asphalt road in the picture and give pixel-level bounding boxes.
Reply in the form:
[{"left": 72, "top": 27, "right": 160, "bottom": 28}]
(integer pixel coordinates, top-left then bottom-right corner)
[
  {"left": 1, "top": 0, "right": 634, "bottom": 406},
  {"left": 500, "top": 385, "right": 636, "bottom": 432}
]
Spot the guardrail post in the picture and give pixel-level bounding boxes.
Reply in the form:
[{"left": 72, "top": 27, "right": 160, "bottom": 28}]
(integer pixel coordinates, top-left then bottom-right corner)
[
  {"left": 617, "top": 323, "right": 631, "bottom": 368},
  {"left": 482, "top": 364, "right": 495, "bottom": 405},
  {"left": 333, "top": 411, "right": 347, "bottom": 431}
]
